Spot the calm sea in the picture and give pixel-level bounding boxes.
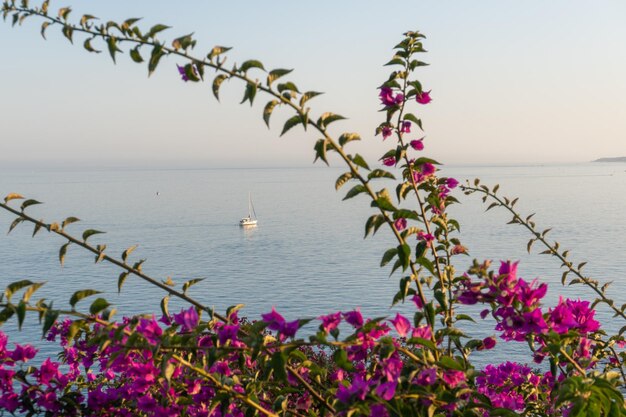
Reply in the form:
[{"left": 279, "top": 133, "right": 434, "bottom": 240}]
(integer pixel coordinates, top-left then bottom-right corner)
[{"left": 1, "top": 163, "right": 625, "bottom": 366}]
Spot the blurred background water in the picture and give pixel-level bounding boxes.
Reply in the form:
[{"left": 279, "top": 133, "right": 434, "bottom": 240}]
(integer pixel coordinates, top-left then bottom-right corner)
[{"left": 1, "top": 162, "right": 625, "bottom": 366}]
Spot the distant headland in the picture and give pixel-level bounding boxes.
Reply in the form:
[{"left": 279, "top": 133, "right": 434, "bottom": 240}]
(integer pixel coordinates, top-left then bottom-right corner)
[{"left": 593, "top": 157, "right": 626, "bottom": 162}]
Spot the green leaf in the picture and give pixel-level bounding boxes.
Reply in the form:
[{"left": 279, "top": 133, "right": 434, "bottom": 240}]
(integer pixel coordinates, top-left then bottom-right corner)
[
  {"left": 147, "top": 24, "right": 170, "bottom": 38},
  {"left": 335, "top": 172, "right": 353, "bottom": 190},
  {"left": 343, "top": 185, "right": 367, "bottom": 201},
  {"left": 182, "top": 278, "right": 204, "bottom": 295},
  {"left": 8, "top": 218, "right": 23, "bottom": 234},
  {"left": 61, "top": 25, "right": 73, "bottom": 43},
  {"left": 277, "top": 82, "right": 299, "bottom": 94},
  {"left": 122, "top": 245, "right": 138, "bottom": 263},
  {"left": 4, "top": 193, "right": 24, "bottom": 204},
  {"left": 70, "top": 289, "right": 102, "bottom": 309},
  {"left": 19, "top": 199, "right": 42, "bottom": 212},
  {"left": 212, "top": 74, "right": 228, "bottom": 101},
  {"left": 42, "top": 308, "right": 59, "bottom": 337},
  {"left": 317, "top": 112, "right": 346, "bottom": 129},
  {"left": 240, "top": 82, "right": 258, "bottom": 106},
  {"left": 129, "top": 46, "right": 144, "bottom": 63},
  {"left": 239, "top": 59, "right": 265, "bottom": 73},
  {"left": 5, "top": 280, "right": 34, "bottom": 302},
  {"left": 338, "top": 132, "right": 361, "bottom": 147},
  {"left": 403, "top": 113, "right": 422, "bottom": 130},
  {"left": 263, "top": 100, "right": 279, "bottom": 128},
  {"left": 270, "top": 351, "right": 288, "bottom": 382},
  {"left": 313, "top": 138, "right": 330, "bottom": 165},
  {"left": 82, "top": 229, "right": 105, "bottom": 242},
  {"left": 368, "top": 169, "right": 395, "bottom": 181},
  {"left": 40, "top": 21, "right": 50, "bottom": 39},
  {"left": 148, "top": 44, "right": 165, "bottom": 76},
  {"left": 280, "top": 115, "right": 303, "bottom": 137},
  {"left": 207, "top": 45, "right": 232, "bottom": 60},
  {"left": 333, "top": 349, "right": 355, "bottom": 371},
  {"left": 89, "top": 298, "right": 111, "bottom": 315},
  {"left": 380, "top": 248, "right": 398, "bottom": 267},
  {"left": 364, "top": 214, "right": 385, "bottom": 237},
  {"left": 59, "top": 242, "right": 70, "bottom": 266},
  {"left": 107, "top": 36, "right": 122, "bottom": 64},
  {"left": 171, "top": 33, "right": 196, "bottom": 51},
  {"left": 350, "top": 154, "right": 370, "bottom": 171},
  {"left": 415, "top": 257, "right": 435, "bottom": 275},
  {"left": 437, "top": 356, "right": 464, "bottom": 371},
  {"left": 397, "top": 243, "right": 411, "bottom": 271},
  {"left": 61, "top": 216, "right": 80, "bottom": 229},
  {"left": 299, "top": 91, "right": 323, "bottom": 107},
  {"left": 118, "top": 272, "right": 129, "bottom": 294},
  {"left": 16, "top": 301, "right": 26, "bottom": 330},
  {"left": 373, "top": 189, "right": 396, "bottom": 211},
  {"left": 160, "top": 295, "right": 170, "bottom": 318},
  {"left": 267, "top": 68, "right": 293, "bottom": 86},
  {"left": 22, "top": 282, "right": 45, "bottom": 303}
]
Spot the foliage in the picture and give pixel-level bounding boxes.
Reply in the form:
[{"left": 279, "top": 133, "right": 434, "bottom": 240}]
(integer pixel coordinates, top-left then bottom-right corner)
[{"left": 1, "top": 1, "right": 626, "bottom": 416}]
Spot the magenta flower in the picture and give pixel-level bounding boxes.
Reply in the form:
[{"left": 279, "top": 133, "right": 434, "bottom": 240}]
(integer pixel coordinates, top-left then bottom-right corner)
[
  {"left": 421, "top": 162, "right": 436, "bottom": 176},
  {"left": 411, "top": 325, "right": 432, "bottom": 340},
  {"left": 446, "top": 177, "right": 459, "bottom": 189},
  {"left": 410, "top": 139, "right": 424, "bottom": 151},
  {"left": 401, "top": 121, "right": 411, "bottom": 133},
  {"left": 261, "top": 306, "right": 286, "bottom": 332},
  {"left": 417, "top": 231, "right": 434, "bottom": 244},
  {"left": 280, "top": 319, "right": 300, "bottom": 338},
  {"left": 173, "top": 307, "right": 199, "bottom": 332},
  {"left": 390, "top": 313, "right": 412, "bottom": 337},
  {"left": 343, "top": 309, "right": 364, "bottom": 327},
  {"left": 411, "top": 294, "right": 424, "bottom": 309},
  {"left": 177, "top": 64, "right": 189, "bottom": 82},
  {"left": 416, "top": 90, "right": 432, "bottom": 104},
  {"left": 10, "top": 344, "right": 37, "bottom": 363},
  {"left": 36, "top": 358, "right": 60, "bottom": 386},
  {"left": 319, "top": 312, "right": 342, "bottom": 333},
  {"left": 382, "top": 156, "right": 396, "bottom": 167},
  {"left": 136, "top": 316, "right": 163, "bottom": 345},
  {"left": 217, "top": 324, "right": 239, "bottom": 345},
  {"left": 381, "top": 126, "right": 393, "bottom": 140},
  {"left": 442, "top": 369, "right": 466, "bottom": 388},
  {"left": 481, "top": 336, "right": 496, "bottom": 350},
  {"left": 370, "top": 404, "right": 390, "bottom": 417},
  {"left": 379, "top": 87, "right": 396, "bottom": 106},
  {"left": 394, "top": 217, "right": 407, "bottom": 231},
  {"left": 416, "top": 367, "right": 437, "bottom": 386},
  {"left": 376, "top": 380, "right": 397, "bottom": 400}
]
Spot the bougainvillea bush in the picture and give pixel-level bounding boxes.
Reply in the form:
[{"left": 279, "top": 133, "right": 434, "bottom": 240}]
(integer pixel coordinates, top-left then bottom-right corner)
[{"left": 1, "top": 1, "right": 626, "bottom": 416}]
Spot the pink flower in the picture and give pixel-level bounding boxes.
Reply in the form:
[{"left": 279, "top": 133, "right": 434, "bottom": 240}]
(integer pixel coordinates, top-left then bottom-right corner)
[
  {"left": 416, "top": 90, "right": 432, "bottom": 104},
  {"left": 280, "top": 319, "right": 300, "bottom": 338},
  {"left": 376, "top": 381, "right": 397, "bottom": 400},
  {"left": 394, "top": 218, "right": 407, "bottom": 231},
  {"left": 417, "top": 231, "right": 434, "bottom": 245},
  {"left": 401, "top": 121, "right": 411, "bottom": 133},
  {"left": 442, "top": 369, "right": 466, "bottom": 388},
  {"left": 36, "top": 358, "right": 60, "bottom": 386},
  {"left": 319, "top": 312, "right": 342, "bottom": 333},
  {"left": 410, "top": 139, "right": 424, "bottom": 151},
  {"left": 382, "top": 157, "right": 396, "bottom": 167},
  {"left": 390, "top": 313, "right": 412, "bottom": 337},
  {"left": 411, "top": 325, "right": 432, "bottom": 340}
]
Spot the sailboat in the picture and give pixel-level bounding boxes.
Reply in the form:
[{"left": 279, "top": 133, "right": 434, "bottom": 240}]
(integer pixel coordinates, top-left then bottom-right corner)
[{"left": 239, "top": 193, "right": 258, "bottom": 227}]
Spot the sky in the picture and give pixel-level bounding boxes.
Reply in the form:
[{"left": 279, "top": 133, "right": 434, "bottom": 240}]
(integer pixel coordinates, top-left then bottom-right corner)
[{"left": 1, "top": 1, "right": 626, "bottom": 168}]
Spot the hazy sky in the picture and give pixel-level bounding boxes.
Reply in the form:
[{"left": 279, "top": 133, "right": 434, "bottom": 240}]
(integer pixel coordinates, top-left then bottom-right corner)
[{"left": 1, "top": 1, "right": 625, "bottom": 168}]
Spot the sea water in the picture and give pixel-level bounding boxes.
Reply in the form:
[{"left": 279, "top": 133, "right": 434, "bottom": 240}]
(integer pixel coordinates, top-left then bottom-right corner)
[{"left": 1, "top": 163, "right": 625, "bottom": 366}]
